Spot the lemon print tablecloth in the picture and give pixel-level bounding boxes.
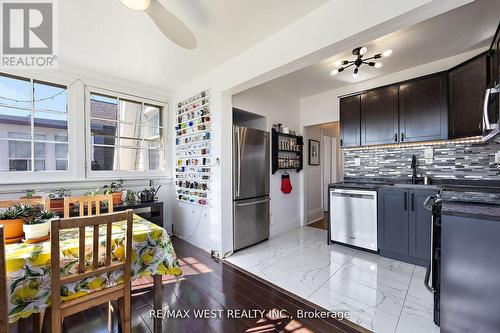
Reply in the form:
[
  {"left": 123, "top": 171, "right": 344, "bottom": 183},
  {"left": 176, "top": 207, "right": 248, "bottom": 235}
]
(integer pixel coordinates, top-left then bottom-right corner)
[{"left": 4, "top": 214, "right": 182, "bottom": 323}]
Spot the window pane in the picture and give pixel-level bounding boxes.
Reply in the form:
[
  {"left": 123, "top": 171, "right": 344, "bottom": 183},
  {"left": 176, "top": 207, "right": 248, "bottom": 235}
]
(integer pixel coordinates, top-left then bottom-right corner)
[
  {"left": 120, "top": 138, "right": 142, "bottom": 148},
  {"left": 34, "top": 159, "right": 45, "bottom": 171},
  {"left": 35, "top": 141, "right": 45, "bottom": 159},
  {"left": 34, "top": 111, "right": 68, "bottom": 140},
  {"left": 143, "top": 126, "right": 161, "bottom": 139},
  {"left": 91, "top": 119, "right": 117, "bottom": 137},
  {"left": 55, "top": 142, "right": 68, "bottom": 159},
  {"left": 90, "top": 94, "right": 117, "bottom": 120},
  {"left": 148, "top": 149, "right": 160, "bottom": 171},
  {"left": 91, "top": 146, "right": 116, "bottom": 170},
  {"left": 144, "top": 105, "right": 161, "bottom": 127},
  {"left": 0, "top": 74, "right": 30, "bottom": 109},
  {"left": 56, "top": 160, "right": 68, "bottom": 170},
  {"left": 120, "top": 99, "right": 142, "bottom": 124},
  {"left": 3, "top": 139, "right": 31, "bottom": 171},
  {"left": 119, "top": 147, "right": 144, "bottom": 171},
  {"left": 34, "top": 81, "right": 67, "bottom": 112},
  {"left": 0, "top": 107, "right": 31, "bottom": 139},
  {"left": 120, "top": 122, "right": 141, "bottom": 140}
]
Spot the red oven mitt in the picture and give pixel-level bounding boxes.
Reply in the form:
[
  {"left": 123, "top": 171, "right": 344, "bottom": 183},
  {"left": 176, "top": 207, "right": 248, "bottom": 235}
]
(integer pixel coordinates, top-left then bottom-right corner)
[{"left": 281, "top": 173, "right": 292, "bottom": 194}]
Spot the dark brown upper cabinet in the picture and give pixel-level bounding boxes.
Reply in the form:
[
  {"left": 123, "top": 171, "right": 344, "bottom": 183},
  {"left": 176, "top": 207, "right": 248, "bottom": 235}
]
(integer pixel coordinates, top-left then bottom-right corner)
[
  {"left": 361, "top": 85, "right": 399, "bottom": 146},
  {"left": 339, "top": 94, "right": 361, "bottom": 147},
  {"left": 399, "top": 73, "right": 448, "bottom": 143},
  {"left": 448, "top": 53, "right": 488, "bottom": 138}
]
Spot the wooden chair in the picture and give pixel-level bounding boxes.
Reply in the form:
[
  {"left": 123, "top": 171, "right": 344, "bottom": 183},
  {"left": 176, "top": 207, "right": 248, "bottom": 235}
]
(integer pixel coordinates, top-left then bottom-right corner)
[
  {"left": 0, "top": 197, "right": 49, "bottom": 209},
  {"left": 49, "top": 210, "right": 133, "bottom": 333},
  {"left": 0, "top": 226, "right": 43, "bottom": 333},
  {"left": 63, "top": 194, "right": 114, "bottom": 218}
]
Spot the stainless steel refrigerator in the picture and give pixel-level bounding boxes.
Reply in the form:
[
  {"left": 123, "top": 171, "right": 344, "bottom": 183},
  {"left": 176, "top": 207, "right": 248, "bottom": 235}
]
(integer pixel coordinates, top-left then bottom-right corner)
[{"left": 233, "top": 126, "right": 270, "bottom": 251}]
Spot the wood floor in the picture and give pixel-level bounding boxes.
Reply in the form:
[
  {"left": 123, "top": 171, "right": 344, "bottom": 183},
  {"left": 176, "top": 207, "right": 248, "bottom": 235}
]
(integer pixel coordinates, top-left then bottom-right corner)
[
  {"left": 308, "top": 216, "right": 328, "bottom": 230},
  {"left": 12, "top": 236, "right": 366, "bottom": 333}
]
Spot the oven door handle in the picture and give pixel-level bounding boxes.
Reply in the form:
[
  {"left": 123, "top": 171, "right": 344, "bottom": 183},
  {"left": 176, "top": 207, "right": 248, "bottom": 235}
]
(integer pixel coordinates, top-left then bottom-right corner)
[{"left": 424, "top": 261, "right": 434, "bottom": 293}]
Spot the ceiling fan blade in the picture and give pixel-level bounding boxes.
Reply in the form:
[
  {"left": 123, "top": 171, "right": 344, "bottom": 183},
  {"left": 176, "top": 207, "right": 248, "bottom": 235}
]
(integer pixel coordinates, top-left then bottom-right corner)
[{"left": 145, "top": 0, "right": 197, "bottom": 49}]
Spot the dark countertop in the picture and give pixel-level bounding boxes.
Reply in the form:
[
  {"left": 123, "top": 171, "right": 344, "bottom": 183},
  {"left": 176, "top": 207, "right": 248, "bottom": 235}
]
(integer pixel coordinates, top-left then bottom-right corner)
[{"left": 442, "top": 201, "right": 500, "bottom": 221}]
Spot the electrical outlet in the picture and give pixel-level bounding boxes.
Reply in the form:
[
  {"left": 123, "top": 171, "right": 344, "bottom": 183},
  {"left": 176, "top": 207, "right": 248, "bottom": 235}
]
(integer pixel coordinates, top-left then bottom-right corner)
[
  {"left": 424, "top": 147, "right": 434, "bottom": 160},
  {"left": 495, "top": 151, "right": 500, "bottom": 164},
  {"left": 354, "top": 158, "right": 361, "bottom": 166}
]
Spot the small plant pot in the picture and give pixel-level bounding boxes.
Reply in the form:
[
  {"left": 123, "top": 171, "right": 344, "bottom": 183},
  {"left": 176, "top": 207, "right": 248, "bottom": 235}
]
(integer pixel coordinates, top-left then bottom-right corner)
[
  {"left": 23, "top": 221, "right": 50, "bottom": 240},
  {"left": 0, "top": 218, "right": 24, "bottom": 239},
  {"left": 49, "top": 199, "right": 73, "bottom": 212},
  {"left": 112, "top": 192, "right": 123, "bottom": 204}
]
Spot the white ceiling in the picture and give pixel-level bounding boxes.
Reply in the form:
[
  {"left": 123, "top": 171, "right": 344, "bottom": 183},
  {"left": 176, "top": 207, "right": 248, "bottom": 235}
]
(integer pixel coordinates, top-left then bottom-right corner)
[
  {"left": 58, "top": 0, "right": 329, "bottom": 91},
  {"left": 268, "top": 0, "right": 500, "bottom": 98}
]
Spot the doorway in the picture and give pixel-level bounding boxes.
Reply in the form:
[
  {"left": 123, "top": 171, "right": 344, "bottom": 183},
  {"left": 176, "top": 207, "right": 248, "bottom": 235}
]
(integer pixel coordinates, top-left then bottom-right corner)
[{"left": 304, "top": 122, "right": 340, "bottom": 230}]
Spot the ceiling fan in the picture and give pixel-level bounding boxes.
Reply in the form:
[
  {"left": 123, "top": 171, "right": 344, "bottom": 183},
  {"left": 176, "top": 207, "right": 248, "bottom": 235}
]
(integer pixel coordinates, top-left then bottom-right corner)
[{"left": 119, "top": 0, "right": 197, "bottom": 49}]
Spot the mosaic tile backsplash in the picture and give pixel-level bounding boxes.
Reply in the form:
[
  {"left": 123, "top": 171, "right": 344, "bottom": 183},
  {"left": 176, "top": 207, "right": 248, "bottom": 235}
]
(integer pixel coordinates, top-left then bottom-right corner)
[{"left": 344, "top": 141, "right": 500, "bottom": 180}]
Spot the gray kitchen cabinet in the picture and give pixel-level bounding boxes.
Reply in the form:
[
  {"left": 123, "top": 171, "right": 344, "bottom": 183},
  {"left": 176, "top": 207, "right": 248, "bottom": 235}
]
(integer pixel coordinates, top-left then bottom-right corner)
[
  {"left": 378, "top": 187, "right": 409, "bottom": 255},
  {"left": 378, "top": 187, "right": 437, "bottom": 266}
]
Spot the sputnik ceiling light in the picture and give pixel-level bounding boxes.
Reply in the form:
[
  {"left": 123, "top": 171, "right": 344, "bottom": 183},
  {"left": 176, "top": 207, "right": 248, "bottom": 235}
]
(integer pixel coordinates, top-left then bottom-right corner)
[{"left": 331, "top": 47, "right": 392, "bottom": 78}]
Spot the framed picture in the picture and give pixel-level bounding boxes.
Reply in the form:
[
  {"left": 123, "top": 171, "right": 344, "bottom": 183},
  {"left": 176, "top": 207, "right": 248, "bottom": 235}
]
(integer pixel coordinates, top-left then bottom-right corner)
[{"left": 308, "top": 139, "right": 320, "bottom": 165}]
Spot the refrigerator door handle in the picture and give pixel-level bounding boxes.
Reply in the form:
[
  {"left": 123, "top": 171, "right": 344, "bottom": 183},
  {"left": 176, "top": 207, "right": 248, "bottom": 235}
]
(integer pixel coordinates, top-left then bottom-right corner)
[
  {"left": 236, "top": 128, "right": 241, "bottom": 198},
  {"left": 235, "top": 198, "right": 271, "bottom": 207}
]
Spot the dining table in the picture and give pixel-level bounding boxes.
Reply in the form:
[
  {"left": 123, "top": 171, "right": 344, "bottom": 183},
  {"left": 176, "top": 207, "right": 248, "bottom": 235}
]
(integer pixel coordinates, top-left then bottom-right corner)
[{"left": 4, "top": 214, "right": 182, "bottom": 332}]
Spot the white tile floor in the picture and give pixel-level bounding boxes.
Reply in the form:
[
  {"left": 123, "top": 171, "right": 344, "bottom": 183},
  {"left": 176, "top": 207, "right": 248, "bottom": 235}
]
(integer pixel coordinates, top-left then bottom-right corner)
[{"left": 225, "top": 226, "right": 439, "bottom": 333}]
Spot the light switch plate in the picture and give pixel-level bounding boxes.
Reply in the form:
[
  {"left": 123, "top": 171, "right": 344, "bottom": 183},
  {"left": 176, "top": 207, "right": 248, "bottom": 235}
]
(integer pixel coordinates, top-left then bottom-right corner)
[
  {"left": 495, "top": 151, "right": 500, "bottom": 164},
  {"left": 354, "top": 158, "right": 361, "bottom": 166},
  {"left": 424, "top": 147, "right": 434, "bottom": 160}
]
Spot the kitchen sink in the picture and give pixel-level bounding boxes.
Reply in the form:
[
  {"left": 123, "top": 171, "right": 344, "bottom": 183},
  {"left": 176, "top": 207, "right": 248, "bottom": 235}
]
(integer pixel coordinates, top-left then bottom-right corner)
[{"left": 391, "top": 183, "right": 440, "bottom": 190}]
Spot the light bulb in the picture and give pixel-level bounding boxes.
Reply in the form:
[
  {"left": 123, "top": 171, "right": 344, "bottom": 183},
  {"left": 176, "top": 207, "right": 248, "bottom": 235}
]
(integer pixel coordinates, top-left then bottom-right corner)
[
  {"left": 334, "top": 60, "right": 342, "bottom": 67},
  {"left": 352, "top": 72, "right": 358, "bottom": 79},
  {"left": 359, "top": 47, "right": 368, "bottom": 56},
  {"left": 374, "top": 62, "right": 383, "bottom": 68},
  {"left": 120, "top": 0, "right": 151, "bottom": 10},
  {"left": 330, "top": 69, "right": 339, "bottom": 76},
  {"left": 382, "top": 49, "right": 393, "bottom": 57}
]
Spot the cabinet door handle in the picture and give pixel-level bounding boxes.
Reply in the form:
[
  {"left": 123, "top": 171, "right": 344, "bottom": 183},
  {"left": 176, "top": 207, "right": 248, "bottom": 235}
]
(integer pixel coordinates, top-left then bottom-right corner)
[
  {"left": 340, "top": 138, "right": 343, "bottom": 146},
  {"left": 394, "top": 133, "right": 398, "bottom": 142},
  {"left": 401, "top": 133, "right": 405, "bottom": 142},
  {"left": 404, "top": 192, "right": 408, "bottom": 211},
  {"left": 411, "top": 193, "right": 415, "bottom": 211}
]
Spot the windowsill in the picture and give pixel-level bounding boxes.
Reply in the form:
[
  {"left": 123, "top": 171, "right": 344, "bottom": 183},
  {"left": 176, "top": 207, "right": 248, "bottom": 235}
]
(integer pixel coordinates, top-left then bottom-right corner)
[{"left": 0, "top": 175, "right": 173, "bottom": 187}]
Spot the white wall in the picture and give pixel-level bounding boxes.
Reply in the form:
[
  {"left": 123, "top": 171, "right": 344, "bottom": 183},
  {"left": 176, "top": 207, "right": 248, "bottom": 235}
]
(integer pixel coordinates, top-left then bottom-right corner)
[
  {"left": 232, "top": 85, "right": 303, "bottom": 236},
  {"left": 299, "top": 48, "right": 486, "bottom": 127},
  {"left": 304, "top": 125, "right": 323, "bottom": 223}
]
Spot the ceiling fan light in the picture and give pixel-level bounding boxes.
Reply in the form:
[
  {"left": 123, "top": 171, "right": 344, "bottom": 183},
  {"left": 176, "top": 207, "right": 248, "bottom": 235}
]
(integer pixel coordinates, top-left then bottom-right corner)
[
  {"left": 334, "top": 60, "right": 342, "bottom": 67},
  {"left": 375, "top": 62, "right": 383, "bottom": 68},
  {"left": 382, "top": 49, "right": 393, "bottom": 57},
  {"left": 330, "top": 69, "right": 339, "bottom": 76},
  {"left": 359, "top": 47, "right": 368, "bottom": 56},
  {"left": 120, "top": 0, "right": 151, "bottom": 10}
]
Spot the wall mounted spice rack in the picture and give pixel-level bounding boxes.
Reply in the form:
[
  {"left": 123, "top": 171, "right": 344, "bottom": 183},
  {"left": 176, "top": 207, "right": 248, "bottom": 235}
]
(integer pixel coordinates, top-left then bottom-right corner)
[
  {"left": 271, "top": 128, "right": 303, "bottom": 174},
  {"left": 175, "top": 90, "right": 211, "bottom": 206}
]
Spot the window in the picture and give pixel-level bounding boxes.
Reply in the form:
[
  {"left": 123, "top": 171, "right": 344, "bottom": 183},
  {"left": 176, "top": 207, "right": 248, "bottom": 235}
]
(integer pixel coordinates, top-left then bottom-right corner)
[
  {"left": 0, "top": 73, "right": 68, "bottom": 172},
  {"left": 88, "top": 92, "right": 164, "bottom": 173}
]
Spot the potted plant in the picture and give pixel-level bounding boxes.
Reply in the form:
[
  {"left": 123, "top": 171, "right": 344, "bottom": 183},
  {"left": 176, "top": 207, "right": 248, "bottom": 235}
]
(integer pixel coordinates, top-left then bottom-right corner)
[
  {"left": 125, "top": 190, "right": 137, "bottom": 204},
  {"left": 48, "top": 188, "right": 72, "bottom": 211},
  {"left": 0, "top": 206, "right": 25, "bottom": 242},
  {"left": 102, "top": 179, "right": 124, "bottom": 204},
  {"left": 20, "top": 189, "right": 41, "bottom": 199},
  {"left": 23, "top": 210, "right": 57, "bottom": 241}
]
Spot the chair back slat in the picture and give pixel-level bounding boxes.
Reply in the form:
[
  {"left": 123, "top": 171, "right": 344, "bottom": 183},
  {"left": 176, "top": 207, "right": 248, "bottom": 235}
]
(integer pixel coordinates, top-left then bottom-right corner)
[
  {"left": 63, "top": 194, "right": 113, "bottom": 219},
  {"left": 50, "top": 210, "right": 133, "bottom": 323},
  {"left": 0, "top": 197, "right": 49, "bottom": 209},
  {"left": 0, "top": 227, "right": 8, "bottom": 333}
]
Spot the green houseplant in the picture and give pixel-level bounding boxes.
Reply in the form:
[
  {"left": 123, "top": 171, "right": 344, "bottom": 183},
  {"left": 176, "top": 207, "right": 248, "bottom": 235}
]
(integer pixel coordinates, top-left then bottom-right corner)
[
  {"left": 22, "top": 209, "right": 57, "bottom": 240},
  {"left": 20, "top": 189, "right": 41, "bottom": 199},
  {"left": 0, "top": 204, "right": 37, "bottom": 241},
  {"left": 48, "top": 188, "right": 72, "bottom": 211},
  {"left": 102, "top": 179, "right": 124, "bottom": 204}
]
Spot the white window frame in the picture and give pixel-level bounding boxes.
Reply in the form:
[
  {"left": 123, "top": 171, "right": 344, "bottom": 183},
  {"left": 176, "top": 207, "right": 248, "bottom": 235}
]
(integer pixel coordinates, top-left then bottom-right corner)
[
  {"left": 0, "top": 72, "right": 71, "bottom": 182},
  {"left": 85, "top": 86, "right": 168, "bottom": 179}
]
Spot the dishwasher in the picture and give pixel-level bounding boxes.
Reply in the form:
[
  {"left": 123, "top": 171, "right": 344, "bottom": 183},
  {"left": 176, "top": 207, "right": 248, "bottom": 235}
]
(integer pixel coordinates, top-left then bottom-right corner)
[{"left": 330, "top": 188, "right": 378, "bottom": 251}]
